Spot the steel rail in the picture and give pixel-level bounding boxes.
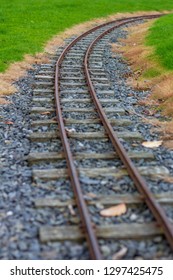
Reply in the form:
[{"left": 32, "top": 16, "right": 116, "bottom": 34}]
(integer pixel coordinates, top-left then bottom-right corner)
[
  {"left": 55, "top": 14, "right": 166, "bottom": 259},
  {"left": 84, "top": 17, "right": 173, "bottom": 250}
]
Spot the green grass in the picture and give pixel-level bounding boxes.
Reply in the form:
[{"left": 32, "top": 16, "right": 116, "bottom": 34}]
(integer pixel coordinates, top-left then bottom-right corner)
[
  {"left": 143, "top": 68, "right": 161, "bottom": 78},
  {"left": 1, "top": 0, "right": 173, "bottom": 72},
  {"left": 146, "top": 13, "right": 173, "bottom": 70}
]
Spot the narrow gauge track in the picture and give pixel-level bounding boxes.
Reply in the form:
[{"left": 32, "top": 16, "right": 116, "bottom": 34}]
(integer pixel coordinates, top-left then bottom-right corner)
[{"left": 29, "top": 14, "right": 173, "bottom": 259}]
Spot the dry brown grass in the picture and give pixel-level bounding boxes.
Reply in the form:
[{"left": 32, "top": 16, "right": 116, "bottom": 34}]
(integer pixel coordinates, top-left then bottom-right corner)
[
  {"left": 164, "top": 140, "right": 173, "bottom": 150},
  {"left": 0, "top": 97, "right": 11, "bottom": 105},
  {"left": 112, "top": 16, "right": 173, "bottom": 118},
  {"left": 0, "top": 11, "right": 165, "bottom": 98},
  {"left": 143, "top": 118, "right": 173, "bottom": 135},
  {"left": 112, "top": 21, "right": 163, "bottom": 89},
  {"left": 151, "top": 74, "right": 173, "bottom": 116},
  {"left": 0, "top": 53, "right": 50, "bottom": 97}
]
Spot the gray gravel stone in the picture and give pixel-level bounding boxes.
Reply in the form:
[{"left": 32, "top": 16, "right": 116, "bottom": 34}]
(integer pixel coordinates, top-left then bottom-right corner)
[{"left": 101, "top": 245, "right": 111, "bottom": 257}]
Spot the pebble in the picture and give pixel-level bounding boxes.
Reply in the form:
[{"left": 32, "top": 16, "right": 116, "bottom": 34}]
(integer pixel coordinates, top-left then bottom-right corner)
[
  {"left": 138, "top": 241, "right": 146, "bottom": 251},
  {"left": 70, "top": 245, "right": 83, "bottom": 256},
  {"left": 95, "top": 203, "right": 104, "bottom": 210},
  {"left": 135, "top": 256, "right": 144, "bottom": 260},
  {"left": 101, "top": 245, "right": 111, "bottom": 257},
  {"left": 18, "top": 242, "right": 28, "bottom": 251},
  {"left": 80, "top": 176, "right": 100, "bottom": 185},
  {"left": 6, "top": 211, "right": 13, "bottom": 217},
  {"left": 129, "top": 213, "right": 138, "bottom": 221},
  {"left": 0, "top": 225, "right": 8, "bottom": 238},
  {"left": 154, "top": 236, "right": 163, "bottom": 243}
]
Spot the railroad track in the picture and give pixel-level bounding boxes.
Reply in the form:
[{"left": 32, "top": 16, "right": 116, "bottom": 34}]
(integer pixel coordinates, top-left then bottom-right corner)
[{"left": 28, "top": 14, "right": 173, "bottom": 259}]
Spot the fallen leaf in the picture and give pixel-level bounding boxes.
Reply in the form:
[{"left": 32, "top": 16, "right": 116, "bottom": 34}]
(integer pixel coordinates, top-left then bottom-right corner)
[
  {"left": 68, "top": 204, "right": 76, "bottom": 216},
  {"left": 86, "top": 192, "right": 97, "bottom": 198},
  {"left": 100, "top": 203, "right": 127, "bottom": 217},
  {"left": 41, "top": 111, "right": 51, "bottom": 115},
  {"left": 127, "top": 93, "right": 134, "bottom": 97},
  {"left": 65, "top": 127, "right": 76, "bottom": 133},
  {"left": 142, "top": 140, "right": 163, "bottom": 148},
  {"left": 156, "top": 175, "right": 173, "bottom": 183},
  {"left": 112, "top": 247, "right": 128, "bottom": 260},
  {"left": 4, "top": 121, "right": 13, "bottom": 125}
]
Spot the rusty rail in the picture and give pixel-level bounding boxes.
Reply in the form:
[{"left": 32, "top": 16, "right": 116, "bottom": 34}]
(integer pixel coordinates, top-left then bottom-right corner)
[
  {"left": 84, "top": 17, "right": 173, "bottom": 250},
  {"left": 54, "top": 14, "right": 170, "bottom": 259}
]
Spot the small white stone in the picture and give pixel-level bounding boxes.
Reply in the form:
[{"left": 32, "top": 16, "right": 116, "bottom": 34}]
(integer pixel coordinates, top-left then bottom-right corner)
[
  {"left": 101, "top": 245, "right": 111, "bottom": 256},
  {"left": 130, "top": 213, "right": 137, "bottom": 221},
  {"left": 6, "top": 211, "right": 13, "bottom": 217},
  {"left": 95, "top": 203, "right": 104, "bottom": 210},
  {"left": 101, "top": 180, "right": 107, "bottom": 185},
  {"left": 78, "top": 142, "right": 84, "bottom": 147}
]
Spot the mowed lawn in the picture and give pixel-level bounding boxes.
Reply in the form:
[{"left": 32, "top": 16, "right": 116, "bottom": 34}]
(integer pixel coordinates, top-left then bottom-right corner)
[
  {"left": 147, "top": 13, "right": 173, "bottom": 71},
  {"left": 1, "top": 0, "right": 173, "bottom": 72}
]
